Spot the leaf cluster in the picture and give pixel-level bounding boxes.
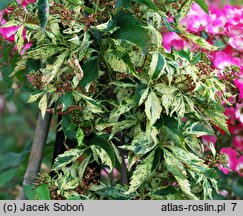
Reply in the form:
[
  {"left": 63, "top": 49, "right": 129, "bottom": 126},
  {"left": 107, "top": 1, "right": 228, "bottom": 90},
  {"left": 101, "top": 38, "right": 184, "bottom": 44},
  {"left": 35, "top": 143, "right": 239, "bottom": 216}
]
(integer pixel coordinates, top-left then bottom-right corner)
[{"left": 1, "top": 0, "right": 231, "bottom": 199}]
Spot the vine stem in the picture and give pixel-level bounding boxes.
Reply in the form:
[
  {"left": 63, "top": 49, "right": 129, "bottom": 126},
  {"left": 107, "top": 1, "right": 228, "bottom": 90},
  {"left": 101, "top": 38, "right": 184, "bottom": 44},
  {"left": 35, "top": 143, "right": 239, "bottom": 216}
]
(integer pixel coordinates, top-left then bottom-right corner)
[
  {"left": 120, "top": 150, "right": 128, "bottom": 185},
  {"left": 19, "top": 112, "right": 52, "bottom": 200}
]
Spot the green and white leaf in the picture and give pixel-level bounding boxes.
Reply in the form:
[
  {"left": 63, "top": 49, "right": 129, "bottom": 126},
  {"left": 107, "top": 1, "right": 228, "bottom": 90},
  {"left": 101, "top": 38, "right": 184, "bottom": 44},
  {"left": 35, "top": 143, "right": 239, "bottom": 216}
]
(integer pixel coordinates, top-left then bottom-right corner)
[
  {"left": 148, "top": 52, "right": 166, "bottom": 80},
  {"left": 125, "top": 150, "right": 155, "bottom": 194},
  {"left": 109, "top": 98, "right": 135, "bottom": 122},
  {"left": 182, "top": 30, "right": 217, "bottom": 51},
  {"left": 28, "top": 92, "right": 44, "bottom": 103},
  {"left": 154, "top": 83, "right": 177, "bottom": 95},
  {"left": 76, "top": 127, "right": 84, "bottom": 147},
  {"left": 120, "top": 129, "right": 154, "bottom": 155},
  {"left": 177, "top": 0, "right": 193, "bottom": 21},
  {"left": 38, "top": 93, "right": 48, "bottom": 119},
  {"left": 53, "top": 148, "right": 86, "bottom": 171},
  {"left": 89, "top": 135, "right": 116, "bottom": 169},
  {"left": 45, "top": 51, "right": 67, "bottom": 83},
  {"left": 15, "top": 25, "right": 25, "bottom": 53},
  {"left": 168, "top": 146, "right": 217, "bottom": 178},
  {"left": 109, "top": 119, "right": 137, "bottom": 140},
  {"left": 145, "top": 90, "right": 162, "bottom": 125},
  {"left": 163, "top": 149, "right": 198, "bottom": 199},
  {"left": 91, "top": 145, "right": 113, "bottom": 170},
  {"left": 78, "top": 155, "right": 91, "bottom": 180}
]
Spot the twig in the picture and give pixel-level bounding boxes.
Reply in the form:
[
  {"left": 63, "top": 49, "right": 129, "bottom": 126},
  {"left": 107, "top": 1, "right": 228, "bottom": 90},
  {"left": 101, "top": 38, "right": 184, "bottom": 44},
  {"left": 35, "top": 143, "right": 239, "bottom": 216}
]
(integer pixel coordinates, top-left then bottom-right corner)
[{"left": 46, "top": 105, "right": 83, "bottom": 115}]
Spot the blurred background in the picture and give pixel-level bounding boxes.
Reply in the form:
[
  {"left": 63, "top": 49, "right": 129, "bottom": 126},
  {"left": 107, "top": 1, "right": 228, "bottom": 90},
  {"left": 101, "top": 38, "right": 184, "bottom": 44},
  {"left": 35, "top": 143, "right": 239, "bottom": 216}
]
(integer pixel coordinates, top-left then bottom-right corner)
[{"left": 0, "top": 38, "right": 56, "bottom": 199}]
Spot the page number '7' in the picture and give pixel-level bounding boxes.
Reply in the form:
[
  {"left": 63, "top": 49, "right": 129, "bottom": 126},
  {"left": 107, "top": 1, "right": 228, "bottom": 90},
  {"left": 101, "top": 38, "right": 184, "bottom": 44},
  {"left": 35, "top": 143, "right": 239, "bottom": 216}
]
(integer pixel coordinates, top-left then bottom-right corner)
[{"left": 231, "top": 203, "right": 237, "bottom": 211}]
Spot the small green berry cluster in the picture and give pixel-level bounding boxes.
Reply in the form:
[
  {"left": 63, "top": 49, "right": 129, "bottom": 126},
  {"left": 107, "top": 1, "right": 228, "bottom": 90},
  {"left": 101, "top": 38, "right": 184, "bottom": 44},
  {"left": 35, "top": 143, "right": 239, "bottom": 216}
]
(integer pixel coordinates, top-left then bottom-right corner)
[
  {"left": 68, "top": 110, "right": 83, "bottom": 126},
  {"left": 206, "top": 153, "right": 228, "bottom": 168},
  {"left": 33, "top": 173, "right": 53, "bottom": 188}
]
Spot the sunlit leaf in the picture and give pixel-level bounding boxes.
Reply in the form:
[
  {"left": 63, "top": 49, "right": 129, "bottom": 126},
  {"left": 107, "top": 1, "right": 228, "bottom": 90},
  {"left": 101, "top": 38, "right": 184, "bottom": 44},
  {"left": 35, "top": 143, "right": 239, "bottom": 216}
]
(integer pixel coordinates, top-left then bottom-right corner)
[
  {"left": 38, "top": 93, "right": 48, "bottom": 119},
  {"left": 125, "top": 150, "right": 155, "bottom": 194},
  {"left": 148, "top": 52, "right": 166, "bottom": 80},
  {"left": 36, "top": 184, "right": 51, "bottom": 200},
  {"left": 145, "top": 90, "right": 162, "bottom": 125}
]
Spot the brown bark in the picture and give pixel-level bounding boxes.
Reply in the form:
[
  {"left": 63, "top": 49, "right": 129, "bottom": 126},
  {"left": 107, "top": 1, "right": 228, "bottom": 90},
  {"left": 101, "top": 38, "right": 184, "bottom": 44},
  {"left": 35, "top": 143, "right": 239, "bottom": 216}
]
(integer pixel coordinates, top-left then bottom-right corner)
[{"left": 19, "top": 112, "right": 52, "bottom": 200}]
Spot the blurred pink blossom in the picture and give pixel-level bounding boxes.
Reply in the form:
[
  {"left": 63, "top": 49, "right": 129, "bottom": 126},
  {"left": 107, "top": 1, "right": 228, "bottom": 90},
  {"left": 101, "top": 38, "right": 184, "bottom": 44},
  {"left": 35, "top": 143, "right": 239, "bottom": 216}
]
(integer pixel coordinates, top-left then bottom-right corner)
[
  {"left": 0, "top": 24, "right": 32, "bottom": 54},
  {"left": 0, "top": 26, "right": 19, "bottom": 42},
  {"left": 20, "top": 42, "right": 32, "bottom": 55},
  {"left": 229, "top": 36, "right": 243, "bottom": 52},
  {"left": 206, "top": 9, "right": 227, "bottom": 34},
  {"left": 220, "top": 147, "right": 238, "bottom": 174},
  {"left": 234, "top": 68, "right": 243, "bottom": 99},
  {"left": 17, "top": 0, "right": 36, "bottom": 8},
  {"left": 236, "top": 156, "right": 243, "bottom": 176},
  {"left": 201, "top": 135, "right": 217, "bottom": 145},
  {"left": 235, "top": 104, "right": 243, "bottom": 123},
  {"left": 101, "top": 168, "right": 120, "bottom": 180},
  {"left": 212, "top": 51, "right": 240, "bottom": 71},
  {"left": 224, "top": 107, "right": 236, "bottom": 126},
  {"left": 232, "top": 136, "right": 243, "bottom": 152},
  {"left": 181, "top": 3, "right": 209, "bottom": 33},
  {"left": 162, "top": 32, "right": 186, "bottom": 52}
]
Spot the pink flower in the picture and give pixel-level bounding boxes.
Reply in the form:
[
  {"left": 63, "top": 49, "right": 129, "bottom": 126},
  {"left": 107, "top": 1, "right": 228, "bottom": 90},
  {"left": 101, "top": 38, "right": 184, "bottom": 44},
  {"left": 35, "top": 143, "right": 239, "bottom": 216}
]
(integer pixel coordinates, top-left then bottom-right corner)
[
  {"left": 229, "top": 36, "right": 243, "bottom": 52},
  {"left": 212, "top": 51, "right": 240, "bottom": 71},
  {"left": 206, "top": 9, "right": 227, "bottom": 34},
  {"left": 182, "top": 3, "right": 210, "bottom": 33},
  {"left": 234, "top": 68, "right": 243, "bottom": 99},
  {"left": 224, "top": 107, "right": 236, "bottom": 126},
  {"left": 226, "top": 23, "right": 243, "bottom": 38},
  {"left": 0, "top": 11, "right": 6, "bottom": 25},
  {"left": 224, "top": 5, "right": 243, "bottom": 25},
  {"left": 236, "top": 156, "right": 243, "bottom": 176},
  {"left": 201, "top": 135, "right": 217, "bottom": 151},
  {"left": 235, "top": 104, "right": 243, "bottom": 123},
  {"left": 17, "top": 0, "right": 36, "bottom": 9},
  {"left": 232, "top": 135, "right": 243, "bottom": 152},
  {"left": 220, "top": 147, "right": 239, "bottom": 174},
  {"left": 0, "top": 26, "right": 19, "bottom": 42},
  {"left": 20, "top": 42, "right": 32, "bottom": 55},
  {"left": 230, "top": 124, "right": 243, "bottom": 151},
  {"left": 201, "top": 135, "right": 217, "bottom": 144},
  {"left": 162, "top": 32, "right": 186, "bottom": 52},
  {"left": 101, "top": 168, "right": 120, "bottom": 180}
]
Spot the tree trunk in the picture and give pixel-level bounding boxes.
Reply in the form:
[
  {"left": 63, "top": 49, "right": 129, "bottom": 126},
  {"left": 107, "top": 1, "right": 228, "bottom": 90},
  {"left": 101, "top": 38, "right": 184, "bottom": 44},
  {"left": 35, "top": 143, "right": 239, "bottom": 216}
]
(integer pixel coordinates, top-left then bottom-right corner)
[{"left": 19, "top": 112, "right": 52, "bottom": 200}]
